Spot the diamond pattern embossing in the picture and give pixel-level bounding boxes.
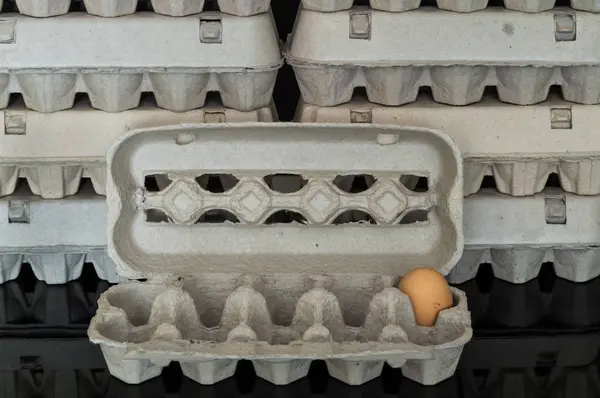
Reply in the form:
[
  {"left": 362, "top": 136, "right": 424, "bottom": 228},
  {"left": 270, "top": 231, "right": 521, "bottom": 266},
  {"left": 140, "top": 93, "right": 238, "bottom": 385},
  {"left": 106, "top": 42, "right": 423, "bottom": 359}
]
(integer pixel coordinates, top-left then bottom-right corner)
[
  {"left": 147, "top": 174, "right": 428, "bottom": 226},
  {"left": 241, "top": 191, "right": 262, "bottom": 212},
  {"left": 162, "top": 178, "right": 204, "bottom": 224},
  {"left": 369, "top": 181, "right": 407, "bottom": 224},
  {"left": 304, "top": 181, "right": 340, "bottom": 223},
  {"left": 231, "top": 180, "right": 271, "bottom": 223}
]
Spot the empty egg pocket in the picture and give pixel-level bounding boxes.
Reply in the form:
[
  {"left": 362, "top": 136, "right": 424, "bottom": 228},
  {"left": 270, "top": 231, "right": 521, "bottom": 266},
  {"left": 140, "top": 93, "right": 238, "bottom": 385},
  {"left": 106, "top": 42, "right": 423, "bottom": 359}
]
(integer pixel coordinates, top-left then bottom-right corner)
[{"left": 90, "top": 275, "right": 471, "bottom": 380}]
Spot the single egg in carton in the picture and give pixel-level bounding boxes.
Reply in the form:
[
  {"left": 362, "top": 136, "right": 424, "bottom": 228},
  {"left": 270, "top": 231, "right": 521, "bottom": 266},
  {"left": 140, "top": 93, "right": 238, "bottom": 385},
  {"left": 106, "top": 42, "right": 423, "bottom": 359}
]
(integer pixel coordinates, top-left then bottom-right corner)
[
  {"left": 0, "top": 12, "right": 282, "bottom": 113},
  {"left": 286, "top": 9, "right": 597, "bottom": 108},
  {"left": 90, "top": 274, "right": 471, "bottom": 386},
  {"left": 88, "top": 122, "right": 468, "bottom": 386},
  {"left": 7, "top": 0, "right": 270, "bottom": 18}
]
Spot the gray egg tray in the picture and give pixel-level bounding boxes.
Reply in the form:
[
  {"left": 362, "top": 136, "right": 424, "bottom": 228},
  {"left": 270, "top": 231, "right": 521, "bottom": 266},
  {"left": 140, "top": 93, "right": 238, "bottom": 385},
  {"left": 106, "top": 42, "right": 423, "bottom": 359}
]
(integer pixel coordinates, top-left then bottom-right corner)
[
  {"left": 301, "top": 0, "right": 600, "bottom": 13},
  {"left": 87, "top": 122, "right": 469, "bottom": 386},
  {"left": 0, "top": 13, "right": 282, "bottom": 113},
  {"left": 0, "top": 184, "right": 116, "bottom": 284},
  {"left": 286, "top": 8, "right": 599, "bottom": 107},
  {"left": 89, "top": 275, "right": 471, "bottom": 386},
  {"left": 3, "top": 186, "right": 598, "bottom": 286},
  {"left": 451, "top": 188, "right": 600, "bottom": 284},
  {"left": 0, "top": 99, "right": 276, "bottom": 199},
  {"left": 294, "top": 94, "right": 600, "bottom": 197},
  {"left": 3, "top": 0, "right": 270, "bottom": 17}
]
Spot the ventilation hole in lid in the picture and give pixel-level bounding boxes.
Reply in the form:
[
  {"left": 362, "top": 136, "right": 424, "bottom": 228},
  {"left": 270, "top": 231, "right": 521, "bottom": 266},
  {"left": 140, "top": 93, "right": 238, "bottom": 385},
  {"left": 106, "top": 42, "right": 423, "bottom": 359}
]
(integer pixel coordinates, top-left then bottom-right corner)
[
  {"left": 195, "top": 210, "right": 240, "bottom": 224},
  {"left": 401, "top": 175, "right": 429, "bottom": 192},
  {"left": 332, "top": 210, "right": 376, "bottom": 225},
  {"left": 144, "top": 174, "right": 170, "bottom": 192},
  {"left": 145, "top": 209, "right": 171, "bottom": 223},
  {"left": 397, "top": 209, "right": 429, "bottom": 224},
  {"left": 264, "top": 210, "right": 308, "bottom": 225},
  {"left": 263, "top": 174, "right": 307, "bottom": 194},
  {"left": 333, "top": 175, "right": 377, "bottom": 193},
  {"left": 196, "top": 174, "right": 239, "bottom": 193}
]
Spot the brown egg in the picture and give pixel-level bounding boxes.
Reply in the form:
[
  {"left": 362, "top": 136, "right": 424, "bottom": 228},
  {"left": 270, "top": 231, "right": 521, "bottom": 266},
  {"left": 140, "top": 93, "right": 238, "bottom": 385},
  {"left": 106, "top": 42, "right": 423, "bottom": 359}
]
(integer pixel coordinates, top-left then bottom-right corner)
[{"left": 398, "top": 267, "right": 454, "bottom": 327}]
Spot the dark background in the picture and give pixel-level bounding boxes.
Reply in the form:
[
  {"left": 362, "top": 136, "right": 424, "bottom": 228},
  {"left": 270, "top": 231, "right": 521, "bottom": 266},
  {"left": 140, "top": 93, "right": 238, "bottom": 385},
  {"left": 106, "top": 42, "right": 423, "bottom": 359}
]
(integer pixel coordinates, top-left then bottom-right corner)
[{"left": 0, "top": 1, "right": 598, "bottom": 396}]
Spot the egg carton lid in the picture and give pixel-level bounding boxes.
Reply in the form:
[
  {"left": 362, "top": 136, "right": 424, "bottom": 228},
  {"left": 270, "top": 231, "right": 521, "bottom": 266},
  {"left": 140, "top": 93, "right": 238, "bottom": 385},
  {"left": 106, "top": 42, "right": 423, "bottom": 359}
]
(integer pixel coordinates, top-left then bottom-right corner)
[
  {"left": 106, "top": 122, "right": 463, "bottom": 280},
  {"left": 0, "top": 12, "right": 282, "bottom": 73},
  {"left": 285, "top": 8, "right": 596, "bottom": 68}
]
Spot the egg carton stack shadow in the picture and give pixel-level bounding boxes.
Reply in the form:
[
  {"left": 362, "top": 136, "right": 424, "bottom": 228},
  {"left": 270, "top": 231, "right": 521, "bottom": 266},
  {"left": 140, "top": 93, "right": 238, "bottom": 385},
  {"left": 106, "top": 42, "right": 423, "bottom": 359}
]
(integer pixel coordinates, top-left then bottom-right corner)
[
  {"left": 0, "top": 12, "right": 282, "bottom": 113},
  {"left": 8, "top": 0, "right": 271, "bottom": 17},
  {"left": 88, "top": 122, "right": 470, "bottom": 386},
  {"left": 90, "top": 276, "right": 471, "bottom": 386}
]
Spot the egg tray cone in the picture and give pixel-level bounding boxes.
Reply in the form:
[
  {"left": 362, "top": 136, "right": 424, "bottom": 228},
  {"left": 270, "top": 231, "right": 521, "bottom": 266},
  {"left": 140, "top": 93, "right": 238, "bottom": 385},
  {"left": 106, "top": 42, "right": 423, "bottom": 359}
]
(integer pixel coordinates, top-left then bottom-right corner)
[{"left": 88, "top": 274, "right": 472, "bottom": 387}]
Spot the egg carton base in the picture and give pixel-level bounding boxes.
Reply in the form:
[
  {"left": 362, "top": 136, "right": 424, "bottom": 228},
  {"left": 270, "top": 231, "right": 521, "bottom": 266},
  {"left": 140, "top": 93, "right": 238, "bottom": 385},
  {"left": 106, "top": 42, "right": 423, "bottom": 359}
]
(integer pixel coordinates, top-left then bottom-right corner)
[
  {"left": 0, "top": 251, "right": 119, "bottom": 284},
  {"left": 300, "top": 0, "right": 600, "bottom": 12},
  {"left": 294, "top": 96, "right": 600, "bottom": 197},
  {"left": 90, "top": 276, "right": 470, "bottom": 386},
  {"left": 2, "top": 71, "right": 278, "bottom": 113},
  {"left": 0, "top": 165, "right": 105, "bottom": 199},
  {"left": 11, "top": 0, "right": 270, "bottom": 17},
  {"left": 99, "top": 346, "right": 463, "bottom": 386},
  {"left": 448, "top": 247, "right": 600, "bottom": 285},
  {"left": 291, "top": 65, "right": 600, "bottom": 107}
]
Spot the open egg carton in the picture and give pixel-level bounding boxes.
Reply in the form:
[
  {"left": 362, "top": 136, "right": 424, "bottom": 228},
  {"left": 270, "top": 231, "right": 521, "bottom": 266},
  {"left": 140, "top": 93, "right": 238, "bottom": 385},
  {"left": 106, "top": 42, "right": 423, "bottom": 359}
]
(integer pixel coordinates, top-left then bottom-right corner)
[
  {"left": 0, "top": 0, "right": 271, "bottom": 17},
  {"left": 0, "top": 184, "right": 114, "bottom": 284},
  {"left": 88, "top": 122, "right": 471, "bottom": 386},
  {"left": 300, "top": 0, "right": 600, "bottom": 13},
  {"left": 0, "top": 12, "right": 282, "bottom": 113},
  {"left": 286, "top": 8, "right": 598, "bottom": 107},
  {"left": 295, "top": 94, "right": 600, "bottom": 197},
  {"left": 454, "top": 188, "right": 600, "bottom": 284},
  {"left": 0, "top": 98, "right": 276, "bottom": 199}
]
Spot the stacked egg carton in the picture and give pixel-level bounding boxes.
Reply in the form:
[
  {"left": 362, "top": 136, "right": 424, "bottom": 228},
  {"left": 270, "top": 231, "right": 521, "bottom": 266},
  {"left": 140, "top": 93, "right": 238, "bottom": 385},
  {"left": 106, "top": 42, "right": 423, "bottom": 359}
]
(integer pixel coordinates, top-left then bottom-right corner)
[
  {"left": 0, "top": 0, "right": 282, "bottom": 284},
  {"left": 288, "top": 0, "right": 600, "bottom": 284}
]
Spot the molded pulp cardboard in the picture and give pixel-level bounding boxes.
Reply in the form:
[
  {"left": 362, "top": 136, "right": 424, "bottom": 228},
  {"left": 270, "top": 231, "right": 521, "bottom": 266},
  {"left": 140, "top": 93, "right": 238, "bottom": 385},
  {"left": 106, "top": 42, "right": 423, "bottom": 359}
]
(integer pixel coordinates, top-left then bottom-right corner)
[
  {"left": 87, "top": 123, "right": 471, "bottom": 386},
  {"left": 0, "top": 13, "right": 282, "bottom": 112},
  {"left": 287, "top": 8, "right": 599, "bottom": 107}
]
